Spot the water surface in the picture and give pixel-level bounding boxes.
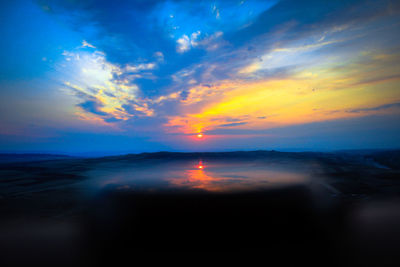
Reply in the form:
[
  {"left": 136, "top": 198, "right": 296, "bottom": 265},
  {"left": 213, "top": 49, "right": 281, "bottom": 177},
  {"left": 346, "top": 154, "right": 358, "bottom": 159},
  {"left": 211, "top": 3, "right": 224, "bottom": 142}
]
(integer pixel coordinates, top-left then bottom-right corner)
[{"left": 83, "top": 159, "right": 313, "bottom": 193}]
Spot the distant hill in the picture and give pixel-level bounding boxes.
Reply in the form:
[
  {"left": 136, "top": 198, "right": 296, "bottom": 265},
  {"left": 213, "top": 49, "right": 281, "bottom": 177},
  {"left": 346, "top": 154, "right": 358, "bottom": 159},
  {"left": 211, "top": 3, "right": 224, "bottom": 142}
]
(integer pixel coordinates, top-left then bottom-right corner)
[
  {"left": 96, "top": 150, "right": 320, "bottom": 161},
  {"left": 1, "top": 149, "right": 399, "bottom": 169},
  {"left": 0, "top": 153, "right": 74, "bottom": 164},
  {"left": 92, "top": 149, "right": 400, "bottom": 169}
]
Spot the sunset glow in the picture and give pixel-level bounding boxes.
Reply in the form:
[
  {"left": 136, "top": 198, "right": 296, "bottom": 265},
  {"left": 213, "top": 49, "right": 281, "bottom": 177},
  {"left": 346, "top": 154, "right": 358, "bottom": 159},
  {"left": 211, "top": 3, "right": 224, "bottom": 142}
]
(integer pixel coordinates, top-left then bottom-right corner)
[
  {"left": 166, "top": 160, "right": 309, "bottom": 192},
  {"left": 1, "top": 0, "right": 399, "bottom": 153},
  {"left": 197, "top": 160, "right": 204, "bottom": 169},
  {"left": 2, "top": 1, "right": 400, "bottom": 264}
]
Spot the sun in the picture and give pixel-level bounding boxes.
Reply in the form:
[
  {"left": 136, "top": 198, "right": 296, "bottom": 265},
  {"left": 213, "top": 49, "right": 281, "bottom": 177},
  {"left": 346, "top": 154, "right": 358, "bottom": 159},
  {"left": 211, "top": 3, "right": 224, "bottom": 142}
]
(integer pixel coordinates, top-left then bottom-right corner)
[
  {"left": 197, "top": 133, "right": 203, "bottom": 138},
  {"left": 197, "top": 160, "right": 204, "bottom": 169}
]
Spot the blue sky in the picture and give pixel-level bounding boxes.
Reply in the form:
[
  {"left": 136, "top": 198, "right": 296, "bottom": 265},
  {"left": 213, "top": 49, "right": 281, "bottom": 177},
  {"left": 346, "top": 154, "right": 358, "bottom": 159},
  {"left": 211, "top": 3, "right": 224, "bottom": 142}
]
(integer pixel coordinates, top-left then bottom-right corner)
[{"left": 1, "top": 0, "right": 400, "bottom": 155}]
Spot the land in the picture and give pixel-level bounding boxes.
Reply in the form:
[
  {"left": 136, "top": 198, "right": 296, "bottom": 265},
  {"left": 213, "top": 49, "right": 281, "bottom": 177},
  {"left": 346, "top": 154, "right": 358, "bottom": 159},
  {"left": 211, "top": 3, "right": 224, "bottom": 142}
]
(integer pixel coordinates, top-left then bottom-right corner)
[{"left": 0, "top": 150, "right": 400, "bottom": 266}]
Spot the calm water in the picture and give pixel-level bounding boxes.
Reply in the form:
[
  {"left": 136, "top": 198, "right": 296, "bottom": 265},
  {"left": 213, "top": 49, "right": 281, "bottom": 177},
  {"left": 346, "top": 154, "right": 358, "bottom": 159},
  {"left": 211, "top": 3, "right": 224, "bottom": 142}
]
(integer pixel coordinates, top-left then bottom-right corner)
[
  {"left": 83, "top": 159, "right": 313, "bottom": 193},
  {"left": 2, "top": 157, "right": 400, "bottom": 265}
]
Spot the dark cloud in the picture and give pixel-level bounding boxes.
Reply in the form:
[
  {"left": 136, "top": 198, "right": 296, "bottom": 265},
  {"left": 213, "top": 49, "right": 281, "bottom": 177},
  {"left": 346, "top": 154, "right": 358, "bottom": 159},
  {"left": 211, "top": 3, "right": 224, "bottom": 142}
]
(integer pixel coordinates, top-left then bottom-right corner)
[
  {"left": 228, "top": 0, "right": 399, "bottom": 47},
  {"left": 180, "top": 90, "right": 189, "bottom": 100},
  {"left": 77, "top": 99, "right": 107, "bottom": 116},
  {"left": 218, "top": 122, "right": 248, "bottom": 127},
  {"left": 347, "top": 102, "right": 400, "bottom": 113}
]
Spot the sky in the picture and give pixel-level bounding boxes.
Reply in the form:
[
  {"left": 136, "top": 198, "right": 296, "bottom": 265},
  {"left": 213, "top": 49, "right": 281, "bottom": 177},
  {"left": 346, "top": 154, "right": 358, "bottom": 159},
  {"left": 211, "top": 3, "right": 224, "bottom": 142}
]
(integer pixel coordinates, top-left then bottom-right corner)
[{"left": 1, "top": 0, "right": 400, "bottom": 155}]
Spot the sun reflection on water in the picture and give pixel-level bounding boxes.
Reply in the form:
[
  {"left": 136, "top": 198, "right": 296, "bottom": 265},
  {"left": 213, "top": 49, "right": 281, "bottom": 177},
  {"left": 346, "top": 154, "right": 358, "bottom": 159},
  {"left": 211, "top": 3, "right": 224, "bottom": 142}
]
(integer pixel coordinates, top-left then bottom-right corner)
[
  {"left": 170, "top": 168, "right": 233, "bottom": 192},
  {"left": 86, "top": 160, "right": 310, "bottom": 193},
  {"left": 166, "top": 160, "right": 309, "bottom": 192}
]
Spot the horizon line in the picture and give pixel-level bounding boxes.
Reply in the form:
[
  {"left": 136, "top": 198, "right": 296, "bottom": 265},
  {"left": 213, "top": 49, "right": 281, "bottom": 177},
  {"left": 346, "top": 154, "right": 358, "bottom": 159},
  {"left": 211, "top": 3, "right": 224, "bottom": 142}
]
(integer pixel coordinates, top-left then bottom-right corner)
[{"left": 1, "top": 148, "right": 399, "bottom": 158}]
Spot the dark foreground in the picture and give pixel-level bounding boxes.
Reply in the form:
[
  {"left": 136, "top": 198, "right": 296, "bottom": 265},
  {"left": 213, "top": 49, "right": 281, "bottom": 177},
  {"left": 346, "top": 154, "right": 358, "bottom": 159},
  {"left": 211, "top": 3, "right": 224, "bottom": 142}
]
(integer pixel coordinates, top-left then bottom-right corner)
[{"left": 0, "top": 150, "right": 400, "bottom": 266}]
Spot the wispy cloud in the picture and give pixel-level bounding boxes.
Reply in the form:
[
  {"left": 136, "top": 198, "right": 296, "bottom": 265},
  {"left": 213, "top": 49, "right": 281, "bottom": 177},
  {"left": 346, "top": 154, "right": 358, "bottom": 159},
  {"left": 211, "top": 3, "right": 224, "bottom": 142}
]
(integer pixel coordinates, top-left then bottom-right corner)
[
  {"left": 347, "top": 102, "right": 400, "bottom": 113},
  {"left": 82, "top": 40, "right": 96, "bottom": 49},
  {"left": 218, "top": 122, "right": 248, "bottom": 127}
]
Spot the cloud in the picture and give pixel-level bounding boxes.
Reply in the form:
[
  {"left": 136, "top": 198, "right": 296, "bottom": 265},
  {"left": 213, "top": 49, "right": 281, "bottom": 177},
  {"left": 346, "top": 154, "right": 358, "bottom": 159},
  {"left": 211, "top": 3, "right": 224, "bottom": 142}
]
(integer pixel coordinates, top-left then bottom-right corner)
[
  {"left": 82, "top": 40, "right": 96, "bottom": 49},
  {"left": 190, "top": 31, "right": 201, "bottom": 46},
  {"left": 48, "top": 0, "right": 400, "bottom": 141},
  {"left": 347, "top": 102, "right": 400, "bottom": 113},
  {"left": 124, "top": 63, "right": 156, "bottom": 72},
  {"left": 77, "top": 99, "right": 107, "bottom": 116},
  {"left": 218, "top": 122, "right": 248, "bottom": 127},
  {"left": 59, "top": 44, "right": 156, "bottom": 124},
  {"left": 176, "top": 35, "right": 190, "bottom": 53},
  {"left": 163, "top": 41, "right": 400, "bottom": 135},
  {"left": 176, "top": 31, "right": 201, "bottom": 53},
  {"left": 196, "top": 31, "right": 226, "bottom": 51},
  {"left": 154, "top": 51, "right": 164, "bottom": 62}
]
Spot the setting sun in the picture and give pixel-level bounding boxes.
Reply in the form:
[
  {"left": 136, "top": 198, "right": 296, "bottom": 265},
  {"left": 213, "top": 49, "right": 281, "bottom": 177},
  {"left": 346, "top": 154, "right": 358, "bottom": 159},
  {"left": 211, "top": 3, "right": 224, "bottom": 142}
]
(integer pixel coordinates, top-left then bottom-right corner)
[
  {"left": 197, "top": 133, "right": 203, "bottom": 138},
  {"left": 197, "top": 160, "right": 204, "bottom": 169}
]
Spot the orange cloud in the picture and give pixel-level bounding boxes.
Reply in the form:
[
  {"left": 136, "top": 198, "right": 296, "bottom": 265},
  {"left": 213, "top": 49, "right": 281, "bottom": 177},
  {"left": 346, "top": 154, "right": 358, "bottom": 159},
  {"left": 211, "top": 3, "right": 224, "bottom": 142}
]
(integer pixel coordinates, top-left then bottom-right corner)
[{"left": 165, "top": 50, "right": 400, "bottom": 135}]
